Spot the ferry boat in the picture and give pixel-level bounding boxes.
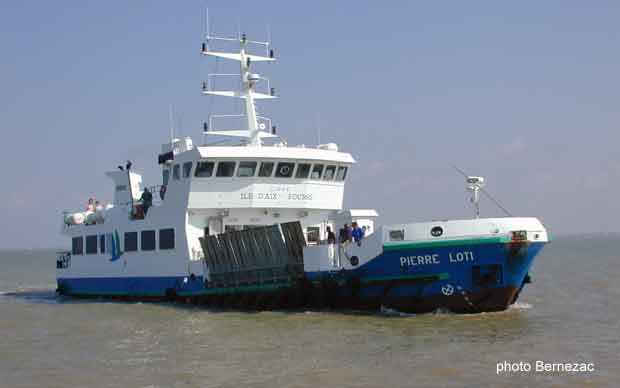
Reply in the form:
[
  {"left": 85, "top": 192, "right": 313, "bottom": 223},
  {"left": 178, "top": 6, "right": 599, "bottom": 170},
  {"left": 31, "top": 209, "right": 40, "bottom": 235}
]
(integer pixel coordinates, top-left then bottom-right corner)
[{"left": 56, "top": 25, "right": 549, "bottom": 314}]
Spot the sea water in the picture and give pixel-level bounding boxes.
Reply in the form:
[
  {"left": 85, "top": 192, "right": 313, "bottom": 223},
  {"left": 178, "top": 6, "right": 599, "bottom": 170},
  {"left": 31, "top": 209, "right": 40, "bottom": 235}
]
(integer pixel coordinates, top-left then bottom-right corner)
[{"left": 0, "top": 235, "right": 618, "bottom": 387}]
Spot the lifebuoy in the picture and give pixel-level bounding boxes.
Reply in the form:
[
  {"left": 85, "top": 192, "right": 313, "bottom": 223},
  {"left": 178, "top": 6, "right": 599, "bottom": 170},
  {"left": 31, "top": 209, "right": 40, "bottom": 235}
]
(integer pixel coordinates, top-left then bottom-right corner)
[{"left": 160, "top": 185, "right": 167, "bottom": 200}]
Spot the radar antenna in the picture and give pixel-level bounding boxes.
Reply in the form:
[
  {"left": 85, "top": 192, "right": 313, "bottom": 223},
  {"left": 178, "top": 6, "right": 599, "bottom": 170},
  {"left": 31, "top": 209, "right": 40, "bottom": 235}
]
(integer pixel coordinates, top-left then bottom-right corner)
[{"left": 452, "top": 165, "right": 513, "bottom": 218}]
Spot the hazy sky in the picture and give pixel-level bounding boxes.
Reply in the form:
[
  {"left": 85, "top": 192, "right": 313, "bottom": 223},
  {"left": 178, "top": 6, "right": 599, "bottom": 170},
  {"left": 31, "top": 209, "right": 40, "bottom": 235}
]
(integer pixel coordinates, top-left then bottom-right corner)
[{"left": 1, "top": 1, "right": 618, "bottom": 249}]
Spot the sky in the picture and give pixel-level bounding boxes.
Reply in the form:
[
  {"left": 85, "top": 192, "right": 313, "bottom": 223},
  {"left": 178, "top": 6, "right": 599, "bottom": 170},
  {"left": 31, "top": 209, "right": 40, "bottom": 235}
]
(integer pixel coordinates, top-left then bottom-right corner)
[{"left": 0, "top": 1, "right": 619, "bottom": 249}]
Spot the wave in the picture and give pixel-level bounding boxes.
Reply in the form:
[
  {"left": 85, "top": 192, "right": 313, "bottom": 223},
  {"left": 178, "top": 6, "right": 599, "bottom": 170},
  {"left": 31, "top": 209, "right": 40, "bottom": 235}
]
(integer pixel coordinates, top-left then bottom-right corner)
[
  {"left": 509, "top": 302, "right": 532, "bottom": 310},
  {"left": 0, "top": 287, "right": 60, "bottom": 304}
]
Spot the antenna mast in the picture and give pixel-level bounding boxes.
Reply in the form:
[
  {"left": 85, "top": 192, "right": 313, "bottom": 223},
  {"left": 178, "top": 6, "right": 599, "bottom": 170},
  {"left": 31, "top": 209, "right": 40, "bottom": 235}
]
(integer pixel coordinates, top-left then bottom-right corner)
[
  {"left": 200, "top": 13, "right": 277, "bottom": 146},
  {"left": 452, "top": 165, "right": 513, "bottom": 218},
  {"left": 168, "top": 104, "right": 174, "bottom": 142},
  {"left": 466, "top": 176, "right": 485, "bottom": 218}
]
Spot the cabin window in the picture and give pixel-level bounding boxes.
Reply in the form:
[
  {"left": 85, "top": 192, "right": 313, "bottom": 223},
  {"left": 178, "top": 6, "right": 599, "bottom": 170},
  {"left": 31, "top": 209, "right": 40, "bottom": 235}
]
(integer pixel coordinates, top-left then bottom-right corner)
[
  {"left": 310, "top": 164, "right": 324, "bottom": 179},
  {"left": 237, "top": 161, "right": 257, "bottom": 177},
  {"left": 389, "top": 230, "right": 404, "bottom": 241},
  {"left": 182, "top": 162, "right": 193, "bottom": 178},
  {"left": 99, "top": 235, "right": 106, "bottom": 254},
  {"left": 72, "top": 237, "right": 83, "bottom": 255},
  {"left": 295, "top": 163, "right": 311, "bottom": 179},
  {"left": 323, "top": 165, "right": 336, "bottom": 180},
  {"left": 216, "top": 161, "right": 236, "bottom": 177},
  {"left": 85, "top": 235, "right": 98, "bottom": 254},
  {"left": 258, "top": 162, "right": 274, "bottom": 177},
  {"left": 141, "top": 230, "right": 156, "bottom": 251},
  {"left": 162, "top": 169, "right": 170, "bottom": 185},
  {"left": 336, "top": 166, "right": 348, "bottom": 181},
  {"left": 159, "top": 228, "right": 175, "bottom": 250},
  {"left": 195, "top": 161, "right": 215, "bottom": 177},
  {"left": 124, "top": 232, "right": 138, "bottom": 252},
  {"left": 172, "top": 164, "right": 180, "bottom": 180},
  {"left": 275, "top": 162, "right": 295, "bottom": 178},
  {"left": 115, "top": 185, "right": 127, "bottom": 192},
  {"left": 306, "top": 227, "right": 320, "bottom": 244}
]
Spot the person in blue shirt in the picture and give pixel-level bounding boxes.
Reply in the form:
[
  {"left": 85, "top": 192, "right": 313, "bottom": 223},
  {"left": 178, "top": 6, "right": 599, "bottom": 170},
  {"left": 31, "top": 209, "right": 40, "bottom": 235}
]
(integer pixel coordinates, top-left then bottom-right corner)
[{"left": 351, "top": 222, "right": 365, "bottom": 245}]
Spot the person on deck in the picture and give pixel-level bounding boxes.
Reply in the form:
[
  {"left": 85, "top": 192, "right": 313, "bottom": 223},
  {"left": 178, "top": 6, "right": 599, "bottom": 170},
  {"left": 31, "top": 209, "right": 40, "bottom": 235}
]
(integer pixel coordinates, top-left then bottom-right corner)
[
  {"left": 340, "top": 223, "right": 353, "bottom": 243},
  {"left": 326, "top": 227, "right": 336, "bottom": 244},
  {"left": 140, "top": 187, "right": 153, "bottom": 215},
  {"left": 339, "top": 224, "right": 348, "bottom": 244},
  {"left": 86, "top": 198, "right": 95, "bottom": 212},
  {"left": 352, "top": 222, "right": 365, "bottom": 245}
]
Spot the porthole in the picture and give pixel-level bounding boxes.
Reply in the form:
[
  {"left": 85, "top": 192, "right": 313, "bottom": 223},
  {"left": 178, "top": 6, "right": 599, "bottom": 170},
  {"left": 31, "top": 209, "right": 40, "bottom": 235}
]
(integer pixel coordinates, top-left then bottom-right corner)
[{"left": 431, "top": 226, "right": 443, "bottom": 237}]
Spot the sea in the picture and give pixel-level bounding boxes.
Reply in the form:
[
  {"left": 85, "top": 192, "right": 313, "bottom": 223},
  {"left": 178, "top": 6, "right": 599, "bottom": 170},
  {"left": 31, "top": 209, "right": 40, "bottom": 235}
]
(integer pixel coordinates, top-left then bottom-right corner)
[{"left": 0, "top": 235, "right": 618, "bottom": 388}]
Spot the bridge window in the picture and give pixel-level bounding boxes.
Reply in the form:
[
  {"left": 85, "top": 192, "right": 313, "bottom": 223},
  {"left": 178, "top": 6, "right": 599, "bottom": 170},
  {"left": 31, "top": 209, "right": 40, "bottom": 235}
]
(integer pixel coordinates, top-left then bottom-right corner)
[
  {"left": 323, "top": 165, "right": 336, "bottom": 180},
  {"left": 162, "top": 169, "right": 170, "bottom": 185},
  {"left": 141, "top": 230, "right": 156, "bottom": 251},
  {"left": 216, "top": 161, "right": 236, "bottom": 177},
  {"left": 124, "top": 232, "right": 138, "bottom": 252},
  {"left": 310, "top": 164, "right": 324, "bottom": 180},
  {"left": 295, "top": 163, "right": 311, "bottom": 179},
  {"left": 258, "top": 162, "right": 274, "bottom": 177},
  {"left": 172, "top": 164, "right": 180, "bottom": 180},
  {"left": 275, "top": 162, "right": 295, "bottom": 178},
  {"left": 99, "top": 235, "right": 106, "bottom": 254},
  {"left": 159, "top": 228, "right": 175, "bottom": 250},
  {"left": 237, "top": 161, "right": 257, "bottom": 177},
  {"left": 115, "top": 185, "right": 127, "bottom": 192},
  {"left": 183, "top": 162, "right": 193, "bottom": 178},
  {"left": 195, "top": 161, "right": 215, "bottom": 177},
  {"left": 85, "top": 235, "right": 98, "bottom": 255},
  {"left": 336, "top": 166, "right": 348, "bottom": 181},
  {"left": 72, "top": 236, "right": 83, "bottom": 255}
]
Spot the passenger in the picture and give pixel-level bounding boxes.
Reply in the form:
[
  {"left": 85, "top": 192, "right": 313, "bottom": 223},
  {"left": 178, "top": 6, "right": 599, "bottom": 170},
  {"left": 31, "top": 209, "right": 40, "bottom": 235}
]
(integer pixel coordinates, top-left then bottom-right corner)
[
  {"left": 346, "top": 224, "right": 353, "bottom": 242},
  {"left": 126, "top": 160, "right": 132, "bottom": 171},
  {"left": 140, "top": 187, "right": 153, "bottom": 215},
  {"left": 86, "top": 198, "right": 95, "bottom": 212},
  {"left": 326, "top": 226, "right": 336, "bottom": 244},
  {"left": 339, "top": 225, "right": 348, "bottom": 244},
  {"left": 94, "top": 201, "right": 104, "bottom": 224},
  {"left": 352, "top": 222, "right": 365, "bottom": 245}
]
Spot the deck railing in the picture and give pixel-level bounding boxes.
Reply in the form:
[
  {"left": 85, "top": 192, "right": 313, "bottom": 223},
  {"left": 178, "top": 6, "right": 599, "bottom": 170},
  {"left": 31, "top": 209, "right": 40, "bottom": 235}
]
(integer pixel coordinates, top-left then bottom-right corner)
[
  {"left": 62, "top": 184, "right": 166, "bottom": 226},
  {"left": 56, "top": 251, "right": 71, "bottom": 269}
]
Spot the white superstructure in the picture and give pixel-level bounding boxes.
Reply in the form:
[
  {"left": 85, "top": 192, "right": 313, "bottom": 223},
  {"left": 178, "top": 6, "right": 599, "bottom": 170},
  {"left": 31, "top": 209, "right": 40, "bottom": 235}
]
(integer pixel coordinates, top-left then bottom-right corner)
[{"left": 59, "top": 29, "right": 377, "bottom": 283}]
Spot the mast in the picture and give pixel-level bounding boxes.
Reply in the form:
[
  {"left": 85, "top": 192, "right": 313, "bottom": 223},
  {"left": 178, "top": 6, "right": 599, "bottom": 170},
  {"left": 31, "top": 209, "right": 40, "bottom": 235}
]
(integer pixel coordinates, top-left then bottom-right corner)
[
  {"left": 201, "top": 24, "right": 277, "bottom": 147},
  {"left": 239, "top": 34, "right": 259, "bottom": 145}
]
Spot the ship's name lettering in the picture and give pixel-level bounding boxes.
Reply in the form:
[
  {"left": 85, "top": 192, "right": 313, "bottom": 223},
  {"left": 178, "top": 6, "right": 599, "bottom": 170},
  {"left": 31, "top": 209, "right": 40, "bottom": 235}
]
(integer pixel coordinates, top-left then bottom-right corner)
[
  {"left": 240, "top": 192, "right": 313, "bottom": 201},
  {"left": 399, "top": 251, "right": 475, "bottom": 267},
  {"left": 288, "top": 193, "right": 312, "bottom": 201},
  {"left": 400, "top": 254, "right": 440, "bottom": 267},
  {"left": 449, "top": 251, "right": 474, "bottom": 262},
  {"left": 240, "top": 193, "right": 279, "bottom": 200}
]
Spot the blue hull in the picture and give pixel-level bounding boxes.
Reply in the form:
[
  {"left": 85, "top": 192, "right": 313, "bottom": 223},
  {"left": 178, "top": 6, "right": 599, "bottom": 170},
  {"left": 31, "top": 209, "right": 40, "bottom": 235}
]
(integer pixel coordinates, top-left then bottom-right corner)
[{"left": 58, "top": 240, "right": 545, "bottom": 313}]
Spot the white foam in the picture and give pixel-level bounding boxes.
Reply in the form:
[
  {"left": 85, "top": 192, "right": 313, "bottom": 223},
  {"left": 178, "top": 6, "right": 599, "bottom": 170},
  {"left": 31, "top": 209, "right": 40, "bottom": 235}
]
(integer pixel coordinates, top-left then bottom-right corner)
[{"left": 509, "top": 302, "right": 532, "bottom": 310}]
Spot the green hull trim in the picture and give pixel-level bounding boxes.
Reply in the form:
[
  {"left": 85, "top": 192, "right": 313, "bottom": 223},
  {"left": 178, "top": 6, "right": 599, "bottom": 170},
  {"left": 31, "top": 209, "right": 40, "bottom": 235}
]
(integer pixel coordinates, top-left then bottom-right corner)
[
  {"left": 383, "top": 235, "right": 510, "bottom": 251},
  {"left": 183, "top": 281, "right": 292, "bottom": 296},
  {"left": 360, "top": 272, "right": 450, "bottom": 285},
  {"left": 312, "top": 272, "right": 451, "bottom": 287}
]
